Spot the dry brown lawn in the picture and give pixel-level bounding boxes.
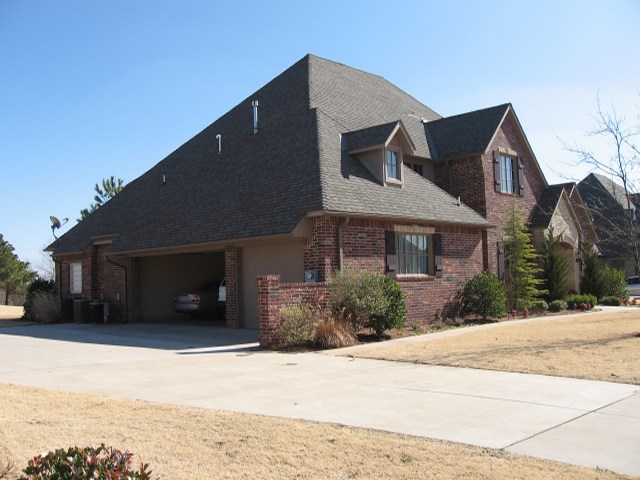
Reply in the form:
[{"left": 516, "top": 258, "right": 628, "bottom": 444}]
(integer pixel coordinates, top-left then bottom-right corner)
[
  {"left": 349, "top": 309, "right": 640, "bottom": 384},
  {"left": 0, "top": 384, "right": 632, "bottom": 480}
]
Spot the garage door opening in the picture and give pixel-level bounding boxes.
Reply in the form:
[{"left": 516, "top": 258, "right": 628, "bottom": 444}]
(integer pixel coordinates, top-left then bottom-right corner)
[{"left": 135, "top": 252, "right": 225, "bottom": 323}]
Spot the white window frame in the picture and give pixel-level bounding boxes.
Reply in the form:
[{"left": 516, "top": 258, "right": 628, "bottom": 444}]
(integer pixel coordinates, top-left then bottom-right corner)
[
  {"left": 395, "top": 233, "right": 432, "bottom": 275},
  {"left": 70, "top": 262, "right": 82, "bottom": 294}
]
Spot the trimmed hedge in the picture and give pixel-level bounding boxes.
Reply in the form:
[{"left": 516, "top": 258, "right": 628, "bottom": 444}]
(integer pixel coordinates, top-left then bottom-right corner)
[{"left": 565, "top": 294, "right": 597, "bottom": 310}]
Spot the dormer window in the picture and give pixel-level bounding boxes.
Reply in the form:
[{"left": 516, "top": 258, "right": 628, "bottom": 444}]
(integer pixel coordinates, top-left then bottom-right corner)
[
  {"left": 344, "top": 120, "right": 416, "bottom": 187},
  {"left": 386, "top": 150, "right": 399, "bottom": 180}
]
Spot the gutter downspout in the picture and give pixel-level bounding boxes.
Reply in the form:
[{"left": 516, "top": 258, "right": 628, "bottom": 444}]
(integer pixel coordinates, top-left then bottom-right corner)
[{"left": 338, "top": 217, "right": 350, "bottom": 270}]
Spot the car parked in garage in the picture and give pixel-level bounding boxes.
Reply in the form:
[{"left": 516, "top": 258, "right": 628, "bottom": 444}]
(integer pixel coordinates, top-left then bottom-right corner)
[
  {"left": 626, "top": 276, "right": 640, "bottom": 297},
  {"left": 174, "top": 279, "right": 226, "bottom": 319}
]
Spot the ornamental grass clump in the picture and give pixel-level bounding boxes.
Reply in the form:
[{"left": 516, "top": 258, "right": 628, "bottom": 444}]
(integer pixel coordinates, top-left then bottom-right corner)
[
  {"left": 314, "top": 317, "right": 358, "bottom": 349},
  {"left": 30, "top": 291, "right": 62, "bottom": 323}
]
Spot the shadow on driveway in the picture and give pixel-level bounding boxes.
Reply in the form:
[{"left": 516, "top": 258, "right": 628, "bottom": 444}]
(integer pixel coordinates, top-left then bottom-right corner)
[{"left": 0, "top": 321, "right": 260, "bottom": 352}]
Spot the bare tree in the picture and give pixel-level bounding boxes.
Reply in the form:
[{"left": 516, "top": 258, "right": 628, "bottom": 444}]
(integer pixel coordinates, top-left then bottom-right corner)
[{"left": 563, "top": 97, "right": 640, "bottom": 276}]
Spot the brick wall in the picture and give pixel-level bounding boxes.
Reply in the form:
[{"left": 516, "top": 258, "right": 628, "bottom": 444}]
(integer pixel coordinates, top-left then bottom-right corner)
[
  {"left": 57, "top": 246, "right": 130, "bottom": 322},
  {"left": 434, "top": 113, "right": 546, "bottom": 275},
  {"left": 434, "top": 155, "right": 487, "bottom": 218},
  {"left": 304, "top": 216, "right": 338, "bottom": 281},
  {"left": 257, "top": 216, "right": 484, "bottom": 347},
  {"left": 257, "top": 275, "right": 328, "bottom": 348},
  {"left": 58, "top": 253, "right": 91, "bottom": 301}
]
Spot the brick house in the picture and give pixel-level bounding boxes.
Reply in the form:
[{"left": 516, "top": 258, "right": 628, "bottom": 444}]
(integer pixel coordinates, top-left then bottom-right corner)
[
  {"left": 578, "top": 173, "right": 639, "bottom": 276},
  {"left": 47, "top": 54, "right": 587, "bottom": 346}
]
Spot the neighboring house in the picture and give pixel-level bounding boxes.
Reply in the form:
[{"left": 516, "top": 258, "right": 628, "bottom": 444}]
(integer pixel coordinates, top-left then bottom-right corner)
[
  {"left": 529, "top": 183, "right": 597, "bottom": 292},
  {"left": 578, "top": 173, "right": 640, "bottom": 276},
  {"left": 47, "top": 54, "right": 587, "bottom": 345}
]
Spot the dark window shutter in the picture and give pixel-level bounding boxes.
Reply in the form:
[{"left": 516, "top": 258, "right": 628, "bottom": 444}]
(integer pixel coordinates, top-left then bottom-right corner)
[
  {"left": 385, "top": 230, "right": 396, "bottom": 275},
  {"left": 517, "top": 156, "right": 525, "bottom": 196},
  {"left": 493, "top": 150, "right": 501, "bottom": 193},
  {"left": 497, "top": 241, "right": 505, "bottom": 280},
  {"left": 433, "top": 233, "right": 443, "bottom": 277}
]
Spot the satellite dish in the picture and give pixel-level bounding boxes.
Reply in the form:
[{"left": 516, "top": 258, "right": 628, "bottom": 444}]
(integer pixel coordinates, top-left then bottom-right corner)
[{"left": 49, "top": 216, "right": 68, "bottom": 240}]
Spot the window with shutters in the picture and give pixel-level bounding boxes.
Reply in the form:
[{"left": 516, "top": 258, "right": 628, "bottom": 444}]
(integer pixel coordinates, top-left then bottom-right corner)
[
  {"left": 386, "top": 229, "right": 443, "bottom": 277},
  {"left": 493, "top": 150, "right": 524, "bottom": 196},
  {"left": 396, "top": 233, "right": 431, "bottom": 275}
]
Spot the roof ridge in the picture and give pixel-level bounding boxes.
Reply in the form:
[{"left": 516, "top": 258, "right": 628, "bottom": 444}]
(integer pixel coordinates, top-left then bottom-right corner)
[{"left": 426, "top": 103, "right": 511, "bottom": 125}]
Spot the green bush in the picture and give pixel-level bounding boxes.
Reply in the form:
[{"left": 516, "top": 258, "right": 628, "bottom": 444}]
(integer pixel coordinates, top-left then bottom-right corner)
[
  {"left": 18, "top": 444, "right": 154, "bottom": 480},
  {"left": 328, "top": 270, "right": 406, "bottom": 335},
  {"left": 599, "top": 295, "right": 622, "bottom": 306},
  {"left": 548, "top": 299, "right": 567, "bottom": 312},
  {"left": 23, "top": 278, "right": 55, "bottom": 320},
  {"left": 565, "top": 294, "right": 597, "bottom": 310},
  {"left": 274, "top": 305, "right": 316, "bottom": 347},
  {"left": 580, "top": 241, "right": 606, "bottom": 299},
  {"left": 368, "top": 274, "right": 407, "bottom": 335},
  {"left": 460, "top": 272, "right": 506, "bottom": 320},
  {"left": 531, "top": 299, "right": 549, "bottom": 312},
  {"left": 600, "top": 267, "right": 628, "bottom": 299}
]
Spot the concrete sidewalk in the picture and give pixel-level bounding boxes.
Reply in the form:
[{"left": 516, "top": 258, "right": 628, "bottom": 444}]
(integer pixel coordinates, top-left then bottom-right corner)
[{"left": 0, "top": 322, "right": 638, "bottom": 476}]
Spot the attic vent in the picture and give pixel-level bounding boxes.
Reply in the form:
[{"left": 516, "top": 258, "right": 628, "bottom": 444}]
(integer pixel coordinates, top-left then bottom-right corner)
[
  {"left": 216, "top": 134, "right": 222, "bottom": 154},
  {"left": 252, "top": 100, "right": 259, "bottom": 134}
]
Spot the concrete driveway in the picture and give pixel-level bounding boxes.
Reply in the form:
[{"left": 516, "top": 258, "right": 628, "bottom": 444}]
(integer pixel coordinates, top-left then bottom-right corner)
[{"left": 0, "top": 322, "right": 638, "bottom": 476}]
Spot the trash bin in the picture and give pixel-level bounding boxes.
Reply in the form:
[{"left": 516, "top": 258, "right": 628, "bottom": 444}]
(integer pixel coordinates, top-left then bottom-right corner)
[
  {"left": 89, "top": 302, "right": 109, "bottom": 323},
  {"left": 74, "top": 299, "right": 90, "bottom": 323}
]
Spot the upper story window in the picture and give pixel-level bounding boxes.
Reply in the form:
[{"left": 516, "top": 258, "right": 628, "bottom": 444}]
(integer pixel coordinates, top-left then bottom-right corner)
[
  {"left": 499, "top": 155, "right": 515, "bottom": 193},
  {"left": 70, "top": 262, "right": 82, "bottom": 294},
  {"left": 386, "top": 150, "right": 399, "bottom": 180},
  {"left": 493, "top": 150, "right": 524, "bottom": 196}
]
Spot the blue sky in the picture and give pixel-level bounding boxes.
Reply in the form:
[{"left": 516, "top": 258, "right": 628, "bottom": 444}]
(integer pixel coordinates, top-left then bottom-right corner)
[{"left": 1, "top": 0, "right": 638, "bottom": 274}]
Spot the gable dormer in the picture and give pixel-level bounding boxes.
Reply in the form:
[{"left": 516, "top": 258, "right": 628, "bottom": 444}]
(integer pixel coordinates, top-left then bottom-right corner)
[{"left": 343, "top": 120, "right": 416, "bottom": 187}]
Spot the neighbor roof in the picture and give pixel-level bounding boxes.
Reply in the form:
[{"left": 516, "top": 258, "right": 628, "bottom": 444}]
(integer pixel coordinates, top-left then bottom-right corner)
[
  {"left": 578, "top": 173, "right": 637, "bottom": 258},
  {"left": 529, "top": 184, "right": 568, "bottom": 229},
  {"left": 49, "top": 54, "right": 489, "bottom": 256}
]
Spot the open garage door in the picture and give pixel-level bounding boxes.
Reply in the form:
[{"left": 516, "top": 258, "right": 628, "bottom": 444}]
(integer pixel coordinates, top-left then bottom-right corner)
[
  {"left": 135, "top": 252, "right": 225, "bottom": 322},
  {"left": 242, "top": 239, "right": 304, "bottom": 329}
]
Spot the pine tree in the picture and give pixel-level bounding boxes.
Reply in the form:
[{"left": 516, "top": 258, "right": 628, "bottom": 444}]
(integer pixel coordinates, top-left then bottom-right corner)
[
  {"left": 541, "top": 226, "right": 570, "bottom": 301},
  {"left": 580, "top": 240, "right": 606, "bottom": 299},
  {"left": 503, "top": 205, "right": 546, "bottom": 310}
]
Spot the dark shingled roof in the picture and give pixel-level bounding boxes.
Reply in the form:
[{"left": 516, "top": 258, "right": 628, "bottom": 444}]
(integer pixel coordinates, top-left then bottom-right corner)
[
  {"left": 343, "top": 121, "right": 400, "bottom": 152},
  {"left": 50, "top": 55, "right": 489, "bottom": 256},
  {"left": 529, "top": 184, "right": 567, "bottom": 229},
  {"left": 578, "top": 173, "right": 637, "bottom": 258},
  {"left": 424, "top": 104, "right": 510, "bottom": 159}
]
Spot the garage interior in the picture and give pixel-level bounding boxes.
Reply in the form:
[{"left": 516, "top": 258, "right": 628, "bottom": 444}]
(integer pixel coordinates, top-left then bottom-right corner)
[
  {"left": 133, "top": 238, "right": 305, "bottom": 328},
  {"left": 134, "top": 252, "right": 225, "bottom": 323}
]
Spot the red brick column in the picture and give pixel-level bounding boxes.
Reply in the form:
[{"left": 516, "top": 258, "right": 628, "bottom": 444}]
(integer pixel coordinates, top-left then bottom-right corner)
[
  {"left": 225, "top": 246, "right": 239, "bottom": 328},
  {"left": 258, "top": 274, "right": 281, "bottom": 349}
]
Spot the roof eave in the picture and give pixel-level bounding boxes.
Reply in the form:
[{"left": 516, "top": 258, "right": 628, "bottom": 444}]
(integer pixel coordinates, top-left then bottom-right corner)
[{"left": 305, "top": 209, "right": 494, "bottom": 229}]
